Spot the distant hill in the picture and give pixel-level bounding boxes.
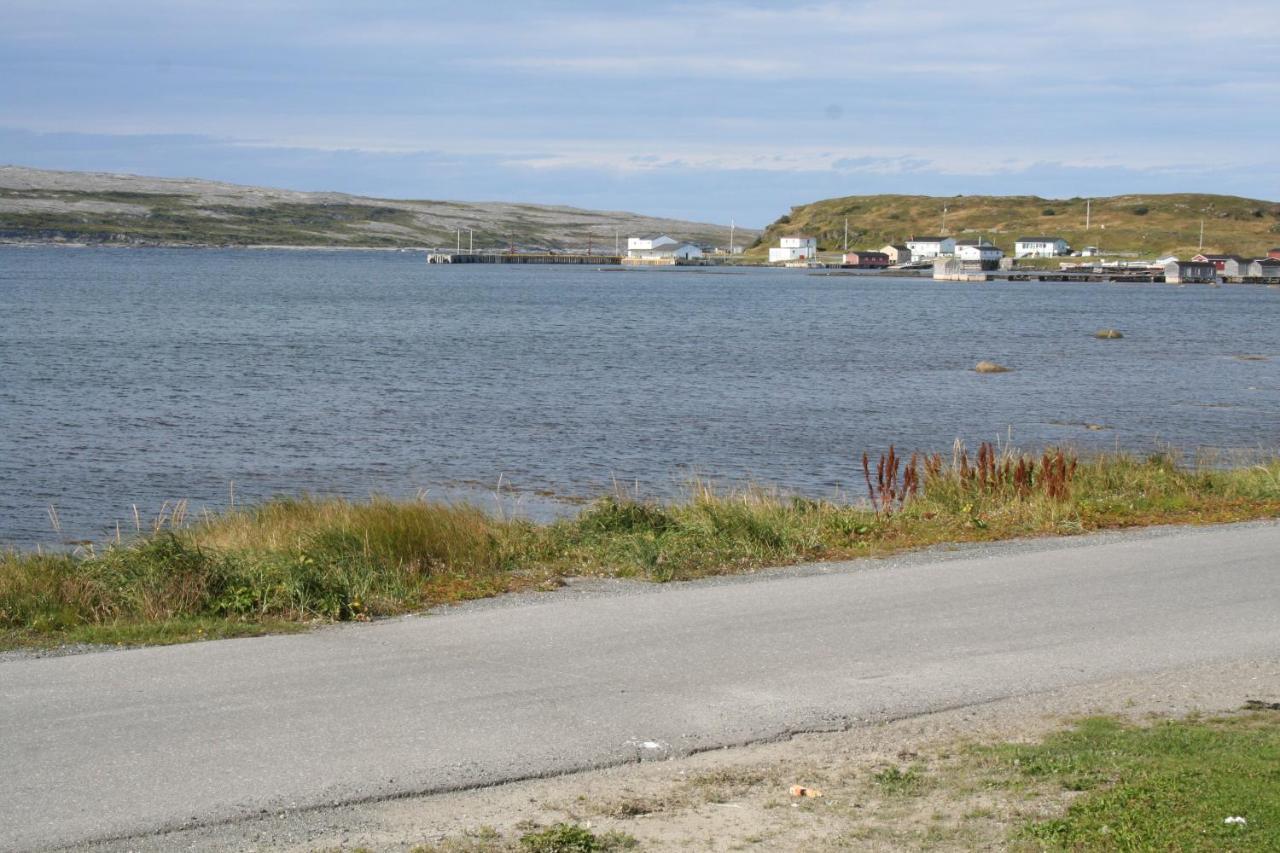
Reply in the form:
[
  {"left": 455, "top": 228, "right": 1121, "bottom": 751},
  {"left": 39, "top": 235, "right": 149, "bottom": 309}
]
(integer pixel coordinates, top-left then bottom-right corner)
[
  {"left": 0, "top": 166, "right": 754, "bottom": 250},
  {"left": 749, "top": 193, "right": 1280, "bottom": 259}
]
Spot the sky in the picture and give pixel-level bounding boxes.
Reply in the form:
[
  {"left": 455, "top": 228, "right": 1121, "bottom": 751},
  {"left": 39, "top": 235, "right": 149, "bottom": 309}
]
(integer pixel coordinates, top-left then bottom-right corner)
[{"left": 2, "top": 0, "right": 1279, "bottom": 226}]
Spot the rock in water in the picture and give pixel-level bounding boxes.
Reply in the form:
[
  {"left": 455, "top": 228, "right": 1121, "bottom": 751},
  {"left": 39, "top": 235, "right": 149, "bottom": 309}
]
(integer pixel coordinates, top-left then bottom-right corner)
[
  {"left": 974, "top": 361, "right": 1011, "bottom": 373},
  {"left": 1094, "top": 328, "right": 1124, "bottom": 339}
]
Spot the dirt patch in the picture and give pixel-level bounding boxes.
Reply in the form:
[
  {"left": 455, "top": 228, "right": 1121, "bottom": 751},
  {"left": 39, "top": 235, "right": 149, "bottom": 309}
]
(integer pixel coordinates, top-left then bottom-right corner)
[{"left": 78, "top": 659, "right": 1280, "bottom": 852}]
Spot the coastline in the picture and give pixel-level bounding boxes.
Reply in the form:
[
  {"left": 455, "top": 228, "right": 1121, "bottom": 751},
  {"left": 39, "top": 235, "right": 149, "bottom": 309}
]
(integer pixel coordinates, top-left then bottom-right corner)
[{"left": 5, "top": 448, "right": 1279, "bottom": 652}]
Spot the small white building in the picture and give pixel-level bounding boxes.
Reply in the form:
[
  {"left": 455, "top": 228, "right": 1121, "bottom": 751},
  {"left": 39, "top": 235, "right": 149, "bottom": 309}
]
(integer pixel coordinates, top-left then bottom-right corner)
[
  {"left": 954, "top": 240, "right": 1004, "bottom": 269},
  {"left": 769, "top": 235, "right": 818, "bottom": 263},
  {"left": 625, "top": 240, "right": 703, "bottom": 263},
  {"left": 1081, "top": 246, "right": 1102, "bottom": 257},
  {"left": 905, "top": 236, "right": 956, "bottom": 262},
  {"left": 1015, "top": 236, "right": 1071, "bottom": 258},
  {"left": 880, "top": 244, "right": 911, "bottom": 265},
  {"left": 1250, "top": 258, "right": 1280, "bottom": 280},
  {"left": 1163, "top": 260, "right": 1216, "bottom": 284},
  {"left": 1222, "top": 257, "right": 1253, "bottom": 279},
  {"left": 627, "top": 235, "right": 678, "bottom": 253}
]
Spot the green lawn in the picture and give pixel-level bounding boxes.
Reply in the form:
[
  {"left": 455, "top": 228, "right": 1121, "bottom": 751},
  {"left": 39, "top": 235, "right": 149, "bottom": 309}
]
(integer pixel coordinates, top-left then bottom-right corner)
[{"left": 995, "top": 711, "right": 1280, "bottom": 850}]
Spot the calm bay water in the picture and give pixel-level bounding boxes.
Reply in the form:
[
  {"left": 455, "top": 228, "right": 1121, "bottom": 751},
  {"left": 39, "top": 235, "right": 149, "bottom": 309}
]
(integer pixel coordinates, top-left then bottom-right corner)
[{"left": 2, "top": 246, "right": 1278, "bottom": 546}]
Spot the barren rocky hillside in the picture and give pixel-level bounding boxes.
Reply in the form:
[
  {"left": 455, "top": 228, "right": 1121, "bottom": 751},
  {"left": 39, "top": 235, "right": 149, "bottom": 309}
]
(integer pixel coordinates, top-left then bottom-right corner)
[{"left": 0, "top": 166, "right": 753, "bottom": 250}]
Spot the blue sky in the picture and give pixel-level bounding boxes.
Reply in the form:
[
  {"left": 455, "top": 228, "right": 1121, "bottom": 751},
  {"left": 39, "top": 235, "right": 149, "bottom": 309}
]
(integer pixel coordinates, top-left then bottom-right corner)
[{"left": 2, "top": 0, "right": 1278, "bottom": 226}]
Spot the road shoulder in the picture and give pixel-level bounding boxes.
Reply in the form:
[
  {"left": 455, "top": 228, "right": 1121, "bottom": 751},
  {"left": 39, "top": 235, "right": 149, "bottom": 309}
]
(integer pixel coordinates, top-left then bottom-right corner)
[{"left": 74, "top": 658, "right": 1280, "bottom": 852}]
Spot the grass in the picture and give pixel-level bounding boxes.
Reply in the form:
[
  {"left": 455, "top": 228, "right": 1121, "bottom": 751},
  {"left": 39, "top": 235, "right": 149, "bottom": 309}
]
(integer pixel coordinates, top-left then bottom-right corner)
[
  {"left": 4, "top": 445, "right": 1280, "bottom": 650},
  {"left": 992, "top": 711, "right": 1280, "bottom": 850}
]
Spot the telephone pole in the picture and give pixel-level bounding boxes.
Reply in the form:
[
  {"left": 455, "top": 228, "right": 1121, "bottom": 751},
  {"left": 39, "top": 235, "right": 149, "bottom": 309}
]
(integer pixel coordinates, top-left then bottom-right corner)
[
  {"left": 843, "top": 217, "right": 849, "bottom": 252},
  {"left": 1085, "top": 198, "right": 1091, "bottom": 231}
]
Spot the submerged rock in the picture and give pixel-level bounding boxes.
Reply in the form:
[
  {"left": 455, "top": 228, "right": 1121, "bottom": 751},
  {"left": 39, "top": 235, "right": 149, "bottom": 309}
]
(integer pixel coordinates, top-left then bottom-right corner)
[{"left": 974, "top": 361, "right": 1011, "bottom": 374}]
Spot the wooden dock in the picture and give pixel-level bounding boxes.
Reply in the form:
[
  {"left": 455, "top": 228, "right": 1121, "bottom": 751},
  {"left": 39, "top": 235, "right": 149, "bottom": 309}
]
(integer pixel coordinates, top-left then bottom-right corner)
[{"left": 427, "top": 252, "right": 621, "bottom": 265}]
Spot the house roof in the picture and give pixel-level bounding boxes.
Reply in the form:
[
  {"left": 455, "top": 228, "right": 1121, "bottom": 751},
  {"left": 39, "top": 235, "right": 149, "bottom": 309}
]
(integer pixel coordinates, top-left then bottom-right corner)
[
  {"left": 955, "top": 239, "right": 997, "bottom": 247},
  {"left": 1016, "top": 236, "right": 1066, "bottom": 243},
  {"left": 908, "top": 236, "right": 949, "bottom": 243},
  {"left": 1257, "top": 258, "right": 1280, "bottom": 266}
]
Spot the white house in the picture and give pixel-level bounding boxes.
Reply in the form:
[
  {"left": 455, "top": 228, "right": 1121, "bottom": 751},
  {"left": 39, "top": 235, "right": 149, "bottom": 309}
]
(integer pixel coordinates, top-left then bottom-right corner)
[
  {"left": 954, "top": 240, "right": 1004, "bottom": 269},
  {"left": 905, "top": 236, "right": 956, "bottom": 262},
  {"left": 1014, "top": 236, "right": 1071, "bottom": 258},
  {"left": 769, "top": 235, "right": 818, "bottom": 263},
  {"left": 627, "top": 234, "right": 678, "bottom": 253}
]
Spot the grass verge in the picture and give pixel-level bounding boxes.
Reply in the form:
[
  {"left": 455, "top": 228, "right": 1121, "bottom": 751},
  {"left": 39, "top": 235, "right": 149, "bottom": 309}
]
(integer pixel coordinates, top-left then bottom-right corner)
[
  {"left": 993, "top": 711, "right": 1280, "bottom": 850},
  {"left": 4, "top": 446, "right": 1279, "bottom": 650}
]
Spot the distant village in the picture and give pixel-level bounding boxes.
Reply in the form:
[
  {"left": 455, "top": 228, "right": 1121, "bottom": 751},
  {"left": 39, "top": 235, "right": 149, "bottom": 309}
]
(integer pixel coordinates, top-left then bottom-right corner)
[
  {"left": 426, "top": 228, "right": 1280, "bottom": 283},
  {"left": 620, "top": 232, "right": 1280, "bottom": 284}
]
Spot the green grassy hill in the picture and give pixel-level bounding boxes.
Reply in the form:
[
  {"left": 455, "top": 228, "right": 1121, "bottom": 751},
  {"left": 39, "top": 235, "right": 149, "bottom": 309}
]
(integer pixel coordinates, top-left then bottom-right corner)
[{"left": 749, "top": 193, "right": 1280, "bottom": 259}]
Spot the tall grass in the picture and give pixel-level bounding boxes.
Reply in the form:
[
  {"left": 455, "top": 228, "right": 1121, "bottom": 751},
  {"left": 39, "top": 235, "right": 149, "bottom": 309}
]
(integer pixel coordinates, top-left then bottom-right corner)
[{"left": 4, "top": 446, "right": 1279, "bottom": 649}]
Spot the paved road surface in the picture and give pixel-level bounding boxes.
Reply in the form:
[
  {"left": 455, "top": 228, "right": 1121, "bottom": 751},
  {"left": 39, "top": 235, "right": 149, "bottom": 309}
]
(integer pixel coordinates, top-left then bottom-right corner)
[{"left": 3, "top": 522, "right": 1279, "bottom": 851}]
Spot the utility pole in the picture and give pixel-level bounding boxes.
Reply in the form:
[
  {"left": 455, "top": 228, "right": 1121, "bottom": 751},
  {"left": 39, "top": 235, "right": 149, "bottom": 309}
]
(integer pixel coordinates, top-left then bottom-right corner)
[
  {"left": 1199, "top": 219, "right": 1204, "bottom": 251},
  {"left": 1085, "top": 198, "right": 1091, "bottom": 231},
  {"left": 615, "top": 229, "right": 620, "bottom": 256},
  {"left": 455, "top": 228, "right": 461, "bottom": 254},
  {"left": 730, "top": 219, "right": 736, "bottom": 254},
  {"left": 941, "top": 205, "right": 948, "bottom": 234},
  {"left": 468, "top": 229, "right": 473, "bottom": 254},
  {"left": 843, "top": 217, "right": 849, "bottom": 252}
]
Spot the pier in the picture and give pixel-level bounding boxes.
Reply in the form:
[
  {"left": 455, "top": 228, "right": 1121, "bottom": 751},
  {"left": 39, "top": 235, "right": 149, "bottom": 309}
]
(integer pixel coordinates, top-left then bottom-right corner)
[
  {"left": 932, "top": 258, "right": 1168, "bottom": 283},
  {"left": 934, "top": 270, "right": 1167, "bottom": 283},
  {"left": 427, "top": 252, "right": 621, "bottom": 265}
]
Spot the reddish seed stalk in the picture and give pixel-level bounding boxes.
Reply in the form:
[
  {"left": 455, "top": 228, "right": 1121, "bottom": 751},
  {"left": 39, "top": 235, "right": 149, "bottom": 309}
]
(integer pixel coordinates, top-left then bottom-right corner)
[{"left": 862, "top": 443, "right": 1077, "bottom": 511}]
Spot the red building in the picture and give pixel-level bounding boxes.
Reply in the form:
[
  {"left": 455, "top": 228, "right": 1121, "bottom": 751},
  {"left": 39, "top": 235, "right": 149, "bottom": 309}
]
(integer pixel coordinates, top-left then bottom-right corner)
[
  {"left": 843, "top": 251, "right": 890, "bottom": 269},
  {"left": 1269, "top": 248, "right": 1280, "bottom": 260}
]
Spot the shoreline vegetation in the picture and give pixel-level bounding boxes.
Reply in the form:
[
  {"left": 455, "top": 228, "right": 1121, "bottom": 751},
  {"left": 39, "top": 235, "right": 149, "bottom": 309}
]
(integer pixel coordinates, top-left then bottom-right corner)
[{"left": 3, "top": 444, "right": 1280, "bottom": 651}]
